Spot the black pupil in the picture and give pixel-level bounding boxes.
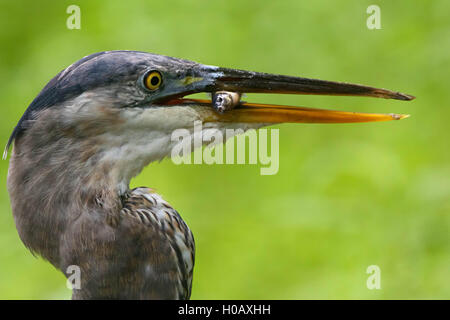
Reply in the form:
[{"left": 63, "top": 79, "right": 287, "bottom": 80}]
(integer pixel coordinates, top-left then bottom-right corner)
[{"left": 150, "top": 75, "right": 160, "bottom": 86}]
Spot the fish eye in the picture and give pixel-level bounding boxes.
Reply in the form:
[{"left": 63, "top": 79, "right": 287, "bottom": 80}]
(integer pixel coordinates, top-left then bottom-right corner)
[{"left": 143, "top": 70, "right": 162, "bottom": 90}]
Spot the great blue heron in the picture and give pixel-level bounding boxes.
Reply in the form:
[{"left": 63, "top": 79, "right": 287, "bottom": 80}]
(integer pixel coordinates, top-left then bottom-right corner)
[{"left": 5, "top": 51, "right": 413, "bottom": 299}]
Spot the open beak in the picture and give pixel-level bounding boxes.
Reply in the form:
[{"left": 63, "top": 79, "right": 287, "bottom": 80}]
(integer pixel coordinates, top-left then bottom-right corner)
[{"left": 172, "top": 66, "right": 414, "bottom": 124}]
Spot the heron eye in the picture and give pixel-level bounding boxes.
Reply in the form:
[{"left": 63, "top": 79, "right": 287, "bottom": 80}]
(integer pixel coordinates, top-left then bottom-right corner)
[{"left": 144, "top": 71, "right": 162, "bottom": 90}]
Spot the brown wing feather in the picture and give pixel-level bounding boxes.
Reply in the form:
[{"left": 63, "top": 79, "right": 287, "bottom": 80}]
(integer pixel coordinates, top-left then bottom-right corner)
[{"left": 61, "top": 187, "right": 195, "bottom": 299}]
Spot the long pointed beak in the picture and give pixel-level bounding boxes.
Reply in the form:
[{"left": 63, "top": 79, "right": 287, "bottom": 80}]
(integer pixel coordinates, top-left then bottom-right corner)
[
  {"left": 184, "top": 66, "right": 414, "bottom": 124},
  {"left": 213, "top": 67, "right": 414, "bottom": 101}
]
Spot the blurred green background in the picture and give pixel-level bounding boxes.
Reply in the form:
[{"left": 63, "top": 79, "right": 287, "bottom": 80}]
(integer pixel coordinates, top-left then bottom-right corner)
[{"left": 0, "top": 0, "right": 448, "bottom": 299}]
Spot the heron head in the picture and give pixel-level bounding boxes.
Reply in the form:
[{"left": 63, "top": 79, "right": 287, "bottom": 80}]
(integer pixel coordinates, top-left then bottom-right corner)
[{"left": 6, "top": 50, "right": 413, "bottom": 193}]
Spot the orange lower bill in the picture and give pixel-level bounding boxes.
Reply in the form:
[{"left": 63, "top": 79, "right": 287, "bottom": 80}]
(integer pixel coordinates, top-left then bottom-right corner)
[{"left": 175, "top": 99, "right": 409, "bottom": 124}]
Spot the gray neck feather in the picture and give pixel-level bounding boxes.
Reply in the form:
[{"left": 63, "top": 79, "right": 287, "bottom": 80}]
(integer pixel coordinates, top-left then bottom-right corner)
[{"left": 7, "top": 105, "right": 127, "bottom": 266}]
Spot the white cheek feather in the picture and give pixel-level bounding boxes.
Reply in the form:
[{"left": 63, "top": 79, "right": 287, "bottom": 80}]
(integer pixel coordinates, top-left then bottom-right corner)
[{"left": 71, "top": 103, "right": 264, "bottom": 192}]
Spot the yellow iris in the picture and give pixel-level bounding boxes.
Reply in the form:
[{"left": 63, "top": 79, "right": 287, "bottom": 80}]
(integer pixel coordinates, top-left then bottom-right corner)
[{"left": 144, "top": 71, "right": 162, "bottom": 90}]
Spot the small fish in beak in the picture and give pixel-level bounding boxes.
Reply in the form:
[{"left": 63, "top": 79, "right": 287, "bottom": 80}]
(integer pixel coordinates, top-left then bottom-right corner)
[{"left": 212, "top": 91, "right": 242, "bottom": 113}]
